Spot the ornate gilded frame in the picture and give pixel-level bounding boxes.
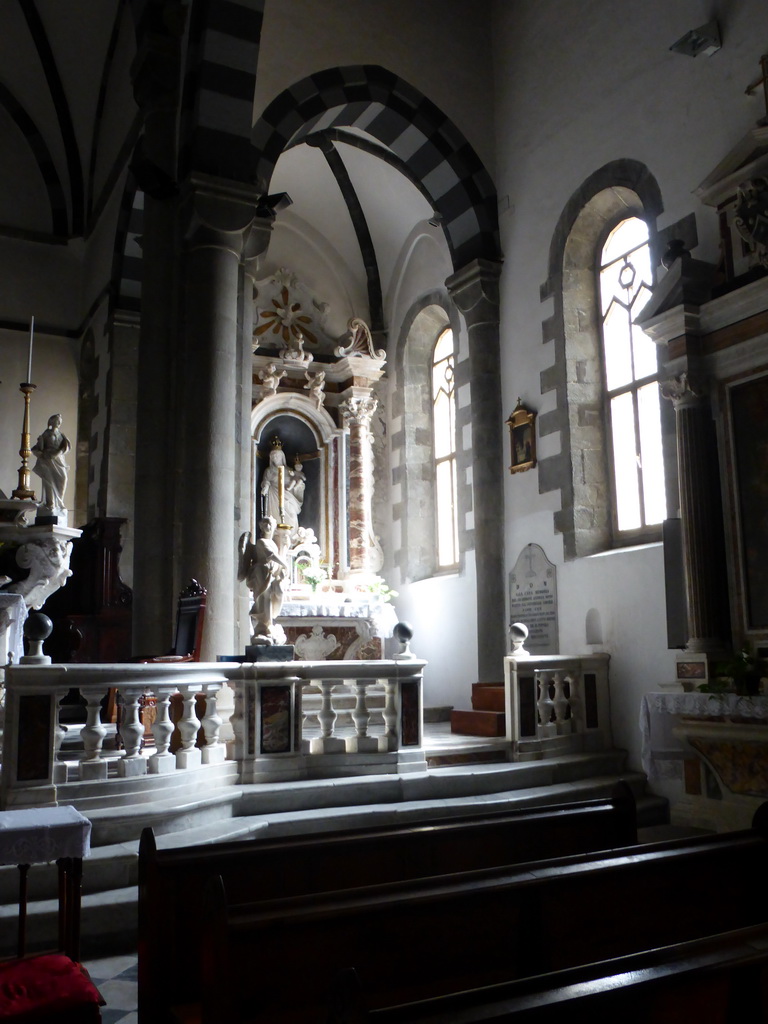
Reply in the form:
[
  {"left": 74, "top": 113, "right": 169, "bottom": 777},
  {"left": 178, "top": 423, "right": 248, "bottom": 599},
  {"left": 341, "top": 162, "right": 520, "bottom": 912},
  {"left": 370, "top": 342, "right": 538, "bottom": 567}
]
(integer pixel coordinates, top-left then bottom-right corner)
[{"left": 506, "top": 399, "right": 536, "bottom": 474}]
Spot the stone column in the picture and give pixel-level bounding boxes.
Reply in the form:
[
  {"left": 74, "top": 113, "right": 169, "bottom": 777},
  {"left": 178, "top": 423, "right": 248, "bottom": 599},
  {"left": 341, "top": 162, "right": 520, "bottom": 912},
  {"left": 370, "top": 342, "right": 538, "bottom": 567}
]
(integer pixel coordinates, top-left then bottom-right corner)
[
  {"left": 340, "top": 393, "right": 378, "bottom": 574},
  {"left": 177, "top": 175, "right": 271, "bottom": 659},
  {"left": 662, "top": 374, "right": 728, "bottom": 652},
  {"left": 130, "top": 11, "right": 185, "bottom": 653},
  {"left": 446, "top": 259, "right": 505, "bottom": 681}
]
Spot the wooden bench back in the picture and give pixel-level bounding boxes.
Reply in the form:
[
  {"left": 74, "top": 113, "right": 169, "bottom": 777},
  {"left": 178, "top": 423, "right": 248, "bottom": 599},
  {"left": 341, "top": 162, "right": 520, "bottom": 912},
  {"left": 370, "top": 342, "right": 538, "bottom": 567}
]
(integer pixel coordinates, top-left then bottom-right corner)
[
  {"left": 139, "top": 786, "right": 636, "bottom": 1018},
  {"left": 208, "top": 823, "right": 768, "bottom": 1022}
]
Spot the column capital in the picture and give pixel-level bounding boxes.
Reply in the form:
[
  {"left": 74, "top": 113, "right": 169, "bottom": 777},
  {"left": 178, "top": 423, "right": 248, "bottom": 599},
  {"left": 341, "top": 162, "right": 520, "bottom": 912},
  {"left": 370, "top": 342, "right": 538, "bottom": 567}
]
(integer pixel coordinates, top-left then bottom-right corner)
[
  {"left": 180, "top": 173, "right": 271, "bottom": 256},
  {"left": 660, "top": 371, "right": 708, "bottom": 409},
  {"left": 445, "top": 258, "right": 503, "bottom": 324},
  {"left": 340, "top": 394, "right": 378, "bottom": 429}
]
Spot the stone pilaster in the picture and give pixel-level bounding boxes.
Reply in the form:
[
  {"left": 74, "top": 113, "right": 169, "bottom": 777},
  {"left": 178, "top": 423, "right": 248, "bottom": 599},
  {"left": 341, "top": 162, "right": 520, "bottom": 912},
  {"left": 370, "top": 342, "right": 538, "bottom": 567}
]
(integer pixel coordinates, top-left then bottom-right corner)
[
  {"left": 176, "top": 174, "right": 272, "bottom": 659},
  {"left": 661, "top": 373, "right": 728, "bottom": 653},
  {"left": 340, "top": 393, "right": 378, "bottom": 574},
  {"left": 130, "top": 11, "right": 185, "bottom": 653},
  {"left": 446, "top": 259, "right": 505, "bottom": 681}
]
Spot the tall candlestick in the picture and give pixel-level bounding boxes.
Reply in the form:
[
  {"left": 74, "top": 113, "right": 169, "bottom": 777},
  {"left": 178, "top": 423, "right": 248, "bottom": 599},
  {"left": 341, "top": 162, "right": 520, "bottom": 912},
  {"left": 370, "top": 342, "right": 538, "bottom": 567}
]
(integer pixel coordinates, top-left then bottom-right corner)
[{"left": 26, "top": 316, "right": 34, "bottom": 383}]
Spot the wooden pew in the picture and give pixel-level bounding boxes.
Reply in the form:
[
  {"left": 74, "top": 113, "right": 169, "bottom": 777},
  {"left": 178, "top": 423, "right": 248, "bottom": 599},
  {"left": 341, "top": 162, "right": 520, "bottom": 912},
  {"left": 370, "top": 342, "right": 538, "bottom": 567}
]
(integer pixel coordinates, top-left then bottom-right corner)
[
  {"left": 336, "top": 922, "right": 768, "bottom": 1022},
  {"left": 138, "top": 786, "right": 637, "bottom": 1020},
  {"left": 199, "top": 812, "right": 768, "bottom": 1023}
]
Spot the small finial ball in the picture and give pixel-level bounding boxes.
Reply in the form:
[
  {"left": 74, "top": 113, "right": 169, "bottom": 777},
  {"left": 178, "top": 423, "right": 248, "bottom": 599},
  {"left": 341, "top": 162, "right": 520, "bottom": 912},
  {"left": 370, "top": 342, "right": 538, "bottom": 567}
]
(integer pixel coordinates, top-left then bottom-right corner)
[
  {"left": 509, "top": 621, "right": 529, "bottom": 643},
  {"left": 24, "top": 612, "right": 53, "bottom": 642},
  {"left": 393, "top": 621, "right": 414, "bottom": 643}
]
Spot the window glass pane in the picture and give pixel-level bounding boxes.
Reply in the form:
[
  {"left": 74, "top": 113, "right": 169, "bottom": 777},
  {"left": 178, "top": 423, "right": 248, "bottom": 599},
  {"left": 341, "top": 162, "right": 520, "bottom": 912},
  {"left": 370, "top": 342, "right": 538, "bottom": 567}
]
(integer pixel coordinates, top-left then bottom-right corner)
[
  {"left": 602, "top": 217, "right": 648, "bottom": 265},
  {"left": 603, "top": 300, "right": 633, "bottom": 391},
  {"left": 433, "top": 328, "right": 453, "bottom": 362},
  {"left": 610, "top": 392, "right": 641, "bottom": 531},
  {"left": 436, "top": 458, "right": 458, "bottom": 567},
  {"left": 637, "top": 382, "right": 667, "bottom": 525},
  {"left": 433, "top": 389, "right": 453, "bottom": 459}
]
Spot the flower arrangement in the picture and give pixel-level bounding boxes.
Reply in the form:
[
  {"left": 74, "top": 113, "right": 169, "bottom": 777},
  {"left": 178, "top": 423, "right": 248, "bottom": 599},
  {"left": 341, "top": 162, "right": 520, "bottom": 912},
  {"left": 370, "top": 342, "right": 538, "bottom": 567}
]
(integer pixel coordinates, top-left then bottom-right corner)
[
  {"left": 302, "top": 567, "right": 327, "bottom": 592},
  {"left": 700, "top": 647, "right": 768, "bottom": 697},
  {"left": 364, "top": 577, "right": 399, "bottom": 603}
]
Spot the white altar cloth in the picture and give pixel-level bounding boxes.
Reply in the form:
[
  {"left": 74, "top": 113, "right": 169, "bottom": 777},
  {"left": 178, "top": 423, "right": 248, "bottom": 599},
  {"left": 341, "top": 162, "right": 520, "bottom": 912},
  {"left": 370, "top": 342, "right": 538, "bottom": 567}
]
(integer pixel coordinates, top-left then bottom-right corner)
[
  {"left": 639, "top": 691, "right": 768, "bottom": 778},
  {"left": 0, "top": 806, "right": 91, "bottom": 865},
  {"left": 281, "top": 597, "right": 398, "bottom": 638}
]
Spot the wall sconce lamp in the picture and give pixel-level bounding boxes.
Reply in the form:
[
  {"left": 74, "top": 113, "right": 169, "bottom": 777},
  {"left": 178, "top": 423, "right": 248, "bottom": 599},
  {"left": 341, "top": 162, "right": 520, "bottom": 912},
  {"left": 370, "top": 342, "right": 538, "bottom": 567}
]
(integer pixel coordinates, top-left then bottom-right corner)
[{"left": 669, "top": 19, "right": 721, "bottom": 58}]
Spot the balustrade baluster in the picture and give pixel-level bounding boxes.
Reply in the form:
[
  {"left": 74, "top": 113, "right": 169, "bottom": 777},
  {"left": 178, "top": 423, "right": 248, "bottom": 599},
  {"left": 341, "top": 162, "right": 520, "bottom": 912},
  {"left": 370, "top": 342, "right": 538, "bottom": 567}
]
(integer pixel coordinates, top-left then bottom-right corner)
[
  {"left": 149, "top": 687, "right": 176, "bottom": 774},
  {"left": 536, "top": 672, "right": 555, "bottom": 736},
  {"left": 176, "top": 686, "right": 202, "bottom": 769},
  {"left": 347, "top": 680, "right": 378, "bottom": 753},
  {"left": 309, "top": 679, "right": 345, "bottom": 753},
  {"left": 552, "top": 672, "right": 570, "bottom": 731},
  {"left": 53, "top": 689, "right": 69, "bottom": 783},
  {"left": 201, "top": 687, "right": 225, "bottom": 764},
  {"left": 117, "top": 687, "right": 147, "bottom": 777},
  {"left": 567, "top": 672, "right": 583, "bottom": 731},
  {"left": 79, "top": 690, "right": 108, "bottom": 781}
]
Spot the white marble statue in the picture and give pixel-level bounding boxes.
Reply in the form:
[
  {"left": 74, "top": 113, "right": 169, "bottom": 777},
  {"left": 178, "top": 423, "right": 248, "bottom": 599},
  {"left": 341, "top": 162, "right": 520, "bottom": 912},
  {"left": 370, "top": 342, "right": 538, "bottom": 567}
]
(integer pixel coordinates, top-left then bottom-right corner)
[
  {"left": 304, "top": 369, "right": 326, "bottom": 409},
  {"left": 260, "top": 441, "right": 305, "bottom": 536},
  {"left": 258, "top": 362, "right": 286, "bottom": 396},
  {"left": 238, "top": 516, "right": 289, "bottom": 643},
  {"left": 32, "top": 413, "right": 70, "bottom": 514}
]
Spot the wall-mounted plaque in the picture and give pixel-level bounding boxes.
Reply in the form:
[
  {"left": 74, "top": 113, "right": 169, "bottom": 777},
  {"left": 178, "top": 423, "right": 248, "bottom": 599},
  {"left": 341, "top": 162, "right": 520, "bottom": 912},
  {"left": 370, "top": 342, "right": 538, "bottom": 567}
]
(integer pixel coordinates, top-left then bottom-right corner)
[{"left": 509, "top": 543, "right": 558, "bottom": 654}]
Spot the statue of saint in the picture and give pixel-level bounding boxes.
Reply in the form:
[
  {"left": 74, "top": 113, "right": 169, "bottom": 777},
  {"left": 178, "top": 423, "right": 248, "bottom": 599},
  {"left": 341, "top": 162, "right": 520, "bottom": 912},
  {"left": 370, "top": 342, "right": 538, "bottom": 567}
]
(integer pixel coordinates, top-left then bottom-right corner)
[
  {"left": 260, "top": 439, "right": 305, "bottom": 536},
  {"left": 238, "top": 517, "right": 289, "bottom": 642},
  {"left": 32, "top": 413, "right": 70, "bottom": 513}
]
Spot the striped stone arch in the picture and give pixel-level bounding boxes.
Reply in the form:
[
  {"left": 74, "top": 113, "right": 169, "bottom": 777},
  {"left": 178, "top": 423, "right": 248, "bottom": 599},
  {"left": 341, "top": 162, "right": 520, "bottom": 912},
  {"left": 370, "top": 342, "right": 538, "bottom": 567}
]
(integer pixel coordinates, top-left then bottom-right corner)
[
  {"left": 252, "top": 65, "right": 500, "bottom": 269},
  {"left": 0, "top": 80, "right": 68, "bottom": 237},
  {"left": 179, "top": 0, "right": 265, "bottom": 180},
  {"left": 112, "top": 181, "right": 144, "bottom": 316}
]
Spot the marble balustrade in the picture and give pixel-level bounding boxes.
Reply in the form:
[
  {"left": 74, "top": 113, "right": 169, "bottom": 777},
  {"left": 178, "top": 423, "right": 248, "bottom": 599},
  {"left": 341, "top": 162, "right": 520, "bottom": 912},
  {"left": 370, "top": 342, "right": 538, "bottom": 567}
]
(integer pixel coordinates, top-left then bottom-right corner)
[
  {"left": 504, "top": 654, "right": 612, "bottom": 759},
  {"left": 0, "top": 658, "right": 427, "bottom": 807}
]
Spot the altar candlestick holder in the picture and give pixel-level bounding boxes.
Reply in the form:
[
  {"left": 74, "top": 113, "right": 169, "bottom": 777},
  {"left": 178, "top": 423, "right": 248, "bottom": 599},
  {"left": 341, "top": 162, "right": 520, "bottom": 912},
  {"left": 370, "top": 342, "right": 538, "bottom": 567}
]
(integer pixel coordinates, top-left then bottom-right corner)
[{"left": 11, "top": 383, "right": 37, "bottom": 501}]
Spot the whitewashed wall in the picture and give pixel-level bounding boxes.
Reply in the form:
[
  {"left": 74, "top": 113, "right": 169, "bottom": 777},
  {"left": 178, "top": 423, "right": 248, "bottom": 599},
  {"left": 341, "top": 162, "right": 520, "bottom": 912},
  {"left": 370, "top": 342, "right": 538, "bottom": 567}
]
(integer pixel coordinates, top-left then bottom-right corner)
[{"left": 492, "top": 0, "right": 765, "bottom": 769}]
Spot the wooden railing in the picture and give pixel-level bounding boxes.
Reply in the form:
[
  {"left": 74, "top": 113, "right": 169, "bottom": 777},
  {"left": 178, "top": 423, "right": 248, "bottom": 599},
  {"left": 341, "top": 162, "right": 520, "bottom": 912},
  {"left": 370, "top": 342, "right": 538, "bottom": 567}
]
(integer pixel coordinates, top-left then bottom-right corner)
[
  {"left": 504, "top": 653, "right": 612, "bottom": 759},
  {"left": 0, "top": 658, "right": 426, "bottom": 808}
]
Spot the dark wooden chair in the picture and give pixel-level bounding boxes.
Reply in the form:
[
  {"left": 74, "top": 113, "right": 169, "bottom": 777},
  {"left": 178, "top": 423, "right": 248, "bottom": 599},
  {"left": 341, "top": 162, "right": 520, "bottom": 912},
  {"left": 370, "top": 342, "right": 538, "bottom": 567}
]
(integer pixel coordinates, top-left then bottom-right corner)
[
  {"left": 136, "top": 578, "right": 207, "bottom": 663},
  {"left": 117, "top": 580, "right": 207, "bottom": 748}
]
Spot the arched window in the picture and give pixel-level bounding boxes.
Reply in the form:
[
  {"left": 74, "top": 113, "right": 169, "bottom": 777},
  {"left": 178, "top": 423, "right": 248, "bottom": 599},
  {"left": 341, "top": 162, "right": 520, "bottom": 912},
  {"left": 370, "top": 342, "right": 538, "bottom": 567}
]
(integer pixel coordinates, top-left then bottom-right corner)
[
  {"left": 598, "top": 217, "right": 666, "bottom": 537},
  {"left": 432, "top": 327, "right": 459, "bottom": 568}
]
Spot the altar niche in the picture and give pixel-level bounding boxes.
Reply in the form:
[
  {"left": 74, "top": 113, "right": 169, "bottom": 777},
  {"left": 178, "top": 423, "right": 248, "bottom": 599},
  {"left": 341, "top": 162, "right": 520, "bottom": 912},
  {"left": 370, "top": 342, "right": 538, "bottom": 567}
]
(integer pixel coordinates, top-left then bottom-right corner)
[{"left": 255, "top": 415, "right": 321, "bottom": 544}]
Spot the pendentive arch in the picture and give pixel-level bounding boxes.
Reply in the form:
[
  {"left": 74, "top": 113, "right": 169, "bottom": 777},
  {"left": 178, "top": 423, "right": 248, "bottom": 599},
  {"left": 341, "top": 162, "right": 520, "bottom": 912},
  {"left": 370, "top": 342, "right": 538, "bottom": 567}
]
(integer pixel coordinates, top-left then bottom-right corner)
[
  {"left": 538, "top": 160, "right": 665, "bottom": 559},
  {"left": 251, "top": 65, "right": 500, "bottom": 271}
]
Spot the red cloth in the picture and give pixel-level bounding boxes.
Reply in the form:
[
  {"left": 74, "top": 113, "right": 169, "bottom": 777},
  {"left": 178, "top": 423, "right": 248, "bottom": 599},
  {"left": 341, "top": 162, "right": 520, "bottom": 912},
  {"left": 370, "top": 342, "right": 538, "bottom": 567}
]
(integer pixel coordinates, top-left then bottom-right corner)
[{"left": 0, "top": 954, "right": 104, "bottom": 1021}]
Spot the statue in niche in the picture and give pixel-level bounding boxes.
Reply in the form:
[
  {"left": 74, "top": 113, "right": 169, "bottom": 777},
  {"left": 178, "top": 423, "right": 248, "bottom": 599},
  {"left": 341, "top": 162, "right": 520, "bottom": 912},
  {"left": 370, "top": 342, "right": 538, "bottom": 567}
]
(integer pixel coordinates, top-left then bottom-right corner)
[
  {"left": 260, "top": 438, "right": 305, "bottom": 536},
  {"left": 238, "top": 516, "right": 289, "bottom": 643},
  {"left": 32, "top": 413, "right": 70, "bottom": 514}
]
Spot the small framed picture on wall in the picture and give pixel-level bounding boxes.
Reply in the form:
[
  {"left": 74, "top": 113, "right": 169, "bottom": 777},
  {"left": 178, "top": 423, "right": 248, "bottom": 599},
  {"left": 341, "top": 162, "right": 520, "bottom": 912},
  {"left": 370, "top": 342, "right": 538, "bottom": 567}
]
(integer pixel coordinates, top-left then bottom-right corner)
[{"left": 506, "top": 399, "right": 536, "bottom": 473}]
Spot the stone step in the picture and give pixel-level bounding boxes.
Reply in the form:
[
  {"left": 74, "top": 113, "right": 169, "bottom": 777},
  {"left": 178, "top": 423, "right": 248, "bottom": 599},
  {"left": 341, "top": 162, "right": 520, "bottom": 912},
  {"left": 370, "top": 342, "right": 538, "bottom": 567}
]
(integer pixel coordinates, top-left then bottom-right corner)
[
  {"left": 471, "top": 683, "right": 505, "bottom": 712},
  {"left": 450, "top": 709, "right": 506, "bottom": 736},
  {"left": 0, "top": 751, "right": 666, "bottom": 958}
]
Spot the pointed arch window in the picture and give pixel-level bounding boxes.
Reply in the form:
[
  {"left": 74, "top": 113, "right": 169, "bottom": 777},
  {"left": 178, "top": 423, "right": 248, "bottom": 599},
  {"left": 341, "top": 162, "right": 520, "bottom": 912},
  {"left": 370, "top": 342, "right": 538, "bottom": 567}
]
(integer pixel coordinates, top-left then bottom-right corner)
[
  {"left": 599, "top": 217, "right": 667, "bottom": 536},
  {"left": 432, "top": 327, "right": 459, "bottom": 568}
]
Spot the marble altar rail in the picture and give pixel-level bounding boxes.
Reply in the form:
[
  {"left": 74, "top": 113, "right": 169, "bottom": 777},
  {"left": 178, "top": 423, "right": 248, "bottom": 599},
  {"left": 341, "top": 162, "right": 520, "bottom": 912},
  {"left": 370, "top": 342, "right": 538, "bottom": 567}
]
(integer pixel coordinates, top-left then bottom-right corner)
[
  {"left": 504, "top": 653, "right": 612, "bottom": 758},
  {"left": 0, "top": 659, "right": 427, "bottom": 808}
]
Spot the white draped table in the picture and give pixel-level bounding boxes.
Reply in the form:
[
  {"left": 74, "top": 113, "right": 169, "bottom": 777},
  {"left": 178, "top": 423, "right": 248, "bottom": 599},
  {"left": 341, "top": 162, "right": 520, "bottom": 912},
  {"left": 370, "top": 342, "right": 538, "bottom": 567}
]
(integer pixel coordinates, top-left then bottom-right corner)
[
  {"left": 0, "top": 805, "right": 91, "bottom": 958},
  {"left": 639, "top": 691, "right": 768, "bottom": 779}
]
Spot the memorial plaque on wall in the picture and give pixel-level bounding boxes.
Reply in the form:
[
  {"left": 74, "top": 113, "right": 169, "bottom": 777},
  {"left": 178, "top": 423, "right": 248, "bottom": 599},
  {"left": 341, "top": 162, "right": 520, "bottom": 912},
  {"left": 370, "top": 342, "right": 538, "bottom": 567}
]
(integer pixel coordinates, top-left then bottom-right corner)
[{"left": 509, "top": 543, "right": 558, "bottom": 654}]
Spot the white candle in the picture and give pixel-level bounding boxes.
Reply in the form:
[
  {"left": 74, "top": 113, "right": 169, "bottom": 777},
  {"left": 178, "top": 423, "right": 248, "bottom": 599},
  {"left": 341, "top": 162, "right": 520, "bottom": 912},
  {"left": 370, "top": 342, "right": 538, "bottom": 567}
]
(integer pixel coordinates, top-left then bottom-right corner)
[{"left": 26, "top": 316, "right": 34, "bottom": 383}]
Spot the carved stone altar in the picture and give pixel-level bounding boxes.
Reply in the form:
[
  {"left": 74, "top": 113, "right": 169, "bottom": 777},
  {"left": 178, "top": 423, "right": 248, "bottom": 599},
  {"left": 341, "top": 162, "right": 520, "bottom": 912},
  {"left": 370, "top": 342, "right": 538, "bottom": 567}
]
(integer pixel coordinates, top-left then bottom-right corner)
[
  {"left": 278, "top": 596, "right": 398, "bottom": 660},
  {"left": 251, "top": 270, "right": 387, "bottom": 588},
  {"left": 0, "top": 516, "right": 80, "bottom": 666}
]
